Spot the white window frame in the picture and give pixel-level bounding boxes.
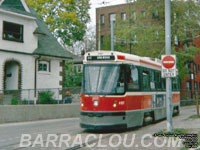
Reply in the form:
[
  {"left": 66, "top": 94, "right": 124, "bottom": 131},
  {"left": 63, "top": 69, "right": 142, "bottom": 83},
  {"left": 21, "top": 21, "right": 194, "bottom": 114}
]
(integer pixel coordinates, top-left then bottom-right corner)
[{"left": 39, "top": 61, "right": 49, "bottom": 72}]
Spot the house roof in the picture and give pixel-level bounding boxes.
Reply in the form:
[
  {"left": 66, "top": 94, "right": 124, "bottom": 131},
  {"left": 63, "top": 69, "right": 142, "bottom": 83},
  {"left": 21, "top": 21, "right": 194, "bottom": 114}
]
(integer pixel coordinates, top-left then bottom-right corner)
[
  {"left": 1, "top": 0, "right": 25, "bottom": 11},
  {"left": 0, "top": 0, "right": 72, "bottom": 59},
  {"left": 29, "top": 7, "right": 72, "bottom": 59},
  {"left": 0, "top": 0, "right": 33, "bottom": 17}
]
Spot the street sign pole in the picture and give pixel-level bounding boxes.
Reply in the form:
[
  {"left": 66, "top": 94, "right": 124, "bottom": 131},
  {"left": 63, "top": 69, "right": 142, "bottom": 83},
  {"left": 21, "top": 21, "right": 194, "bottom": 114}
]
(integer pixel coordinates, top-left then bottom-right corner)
[{"left": 165, "top": 0, "right": 173, "bottom": 132}]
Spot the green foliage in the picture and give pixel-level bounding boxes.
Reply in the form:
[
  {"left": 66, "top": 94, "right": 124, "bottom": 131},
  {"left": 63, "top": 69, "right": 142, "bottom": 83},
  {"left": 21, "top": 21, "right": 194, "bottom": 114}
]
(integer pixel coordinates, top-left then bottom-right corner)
[
  {"left": 188, "top": 115, "right": 200, "bottom": 119},
  {"left": 26, "top": 0, "right": 90, "bottom": 46},
  {"left": 39, "top": 91, "right": 55, "bottom": 104},
  {"left": 154, "top": 128, "right": 188, "bottom": 135},
  {"left": 11, "top": 98, "right": 19, "bottom": 105},
  {"left": 64, "top": 61, "right": 82, "bottom": 87},
  {"left": 114, "top": 0, "right": 200, "bottom": 79},
  {"left": 22, "top": 99, "right": 29, "bottom": 105}
]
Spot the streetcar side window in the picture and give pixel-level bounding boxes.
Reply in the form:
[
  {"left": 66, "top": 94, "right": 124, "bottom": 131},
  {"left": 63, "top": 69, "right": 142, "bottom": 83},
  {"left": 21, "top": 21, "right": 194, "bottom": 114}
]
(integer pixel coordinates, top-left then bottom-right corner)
[
  {"left": 142, "top": 70, "right": 150, "bottom": 90},
  {"left": 116, "top": 65, "right": 126, "bottom": 94},
  {"left": 155, "top": 71, "right": 161, "bottom": 90},
  {"left": 150, "top": 70, "right": 156, "bottom": 90},
  {"left": 127, "top": 65, "right": 139, "bottom": 91},
  {"left": 161, "top": 78, "right": 166, "bottom": 90}
]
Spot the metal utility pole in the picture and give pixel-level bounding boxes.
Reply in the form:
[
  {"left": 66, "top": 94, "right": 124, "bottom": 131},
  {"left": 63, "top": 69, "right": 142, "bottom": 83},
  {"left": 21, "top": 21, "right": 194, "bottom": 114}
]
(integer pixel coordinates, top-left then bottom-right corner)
[
  {"left": 111, "top": 19, "right": 114, "bottom": 51},
  {"left": 165, "top": 0, "right": 173, "bottom": 132},
  {"left": 98, "top": 15, "right": 101, "bottom": 51}
]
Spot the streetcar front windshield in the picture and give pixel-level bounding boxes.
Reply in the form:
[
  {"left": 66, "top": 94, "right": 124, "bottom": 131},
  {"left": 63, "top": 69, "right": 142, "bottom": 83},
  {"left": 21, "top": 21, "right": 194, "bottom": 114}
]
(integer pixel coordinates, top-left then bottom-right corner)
[{"left": 83, "top": 64, "right": 125, "bottom": 95}]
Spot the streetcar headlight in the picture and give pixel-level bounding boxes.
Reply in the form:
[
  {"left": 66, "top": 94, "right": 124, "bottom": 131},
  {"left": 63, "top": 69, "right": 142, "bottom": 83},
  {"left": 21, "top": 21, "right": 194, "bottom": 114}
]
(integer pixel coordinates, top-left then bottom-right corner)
[
  {"left": 81, "top": 103, "right": 84, "bottom": 107},
  {"left": 113, "top": 100, "right": 117, "bottom": 108},
  {"left": 93, "top": 100, "right": 99, "bottom": 107},
  {"left": 113, "top": 103, "right": 117, "bottom": 108}
]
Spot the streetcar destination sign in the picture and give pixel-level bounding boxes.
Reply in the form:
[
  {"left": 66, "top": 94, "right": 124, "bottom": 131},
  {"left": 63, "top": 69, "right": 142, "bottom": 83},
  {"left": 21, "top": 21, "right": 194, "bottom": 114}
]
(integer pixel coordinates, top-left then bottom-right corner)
[
  {"left": 87, "top": 55, "right": 115, "bottom": 61},
  {"left": 161, "top": 55, "right": 176, "bottom": 78}
]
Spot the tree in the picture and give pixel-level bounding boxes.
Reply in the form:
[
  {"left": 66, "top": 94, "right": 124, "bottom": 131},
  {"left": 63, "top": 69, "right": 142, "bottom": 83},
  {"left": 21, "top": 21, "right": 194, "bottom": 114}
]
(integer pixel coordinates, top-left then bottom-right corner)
[
  {"left": 66, "top": 25, "right": 96, "bottom": 55},
  {"left": 114, "top": 0, "right": 200, "bottom": 78},
  {"left": 64, "top": 61, "right": 82, "bottom": 87},
  {"left": 26, "top": 0, "right": 90, "bottom": 46}
]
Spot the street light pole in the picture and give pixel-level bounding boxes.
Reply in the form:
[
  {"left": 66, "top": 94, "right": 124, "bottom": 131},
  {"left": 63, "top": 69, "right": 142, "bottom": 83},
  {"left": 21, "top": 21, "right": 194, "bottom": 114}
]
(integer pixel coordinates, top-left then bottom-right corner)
[
  {"left": 111, "top": 19, "right": 114, "bottom": 51},
  {"left": 165, "top": 0, "right": 173, "bottom": 132}
]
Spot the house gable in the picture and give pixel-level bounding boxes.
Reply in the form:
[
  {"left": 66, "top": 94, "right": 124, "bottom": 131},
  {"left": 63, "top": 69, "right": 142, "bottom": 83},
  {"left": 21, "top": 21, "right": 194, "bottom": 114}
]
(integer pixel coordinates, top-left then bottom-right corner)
[
  {"left": 0, "top": 0, "right": 72, "bottom": 59},
  {"left": 1, "top": 0, "right": 26, "bottom": 11}
]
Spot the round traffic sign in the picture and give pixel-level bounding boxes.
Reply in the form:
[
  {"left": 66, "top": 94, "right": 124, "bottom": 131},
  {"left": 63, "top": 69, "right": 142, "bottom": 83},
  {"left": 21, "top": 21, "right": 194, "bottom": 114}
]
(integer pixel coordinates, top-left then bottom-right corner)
[{"left": 162, "top": 56, "right": 175, "bottom": 69}]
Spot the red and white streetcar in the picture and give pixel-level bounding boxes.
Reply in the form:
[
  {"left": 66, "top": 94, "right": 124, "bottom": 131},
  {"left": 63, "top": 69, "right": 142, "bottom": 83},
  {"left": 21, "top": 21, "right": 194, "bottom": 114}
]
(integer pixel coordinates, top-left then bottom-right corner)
[{"left": 80, "top": 51, "right": 180, "bottom": 130}]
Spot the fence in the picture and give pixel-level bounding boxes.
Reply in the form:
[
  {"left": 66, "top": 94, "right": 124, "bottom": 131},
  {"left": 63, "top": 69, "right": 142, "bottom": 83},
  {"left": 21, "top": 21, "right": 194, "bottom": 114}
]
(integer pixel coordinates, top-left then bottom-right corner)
[
  {"left": 180, "top": 90, "right": 200, "bottom": 100},
  {"left": 1, "top": 88, "right": 200, "bottom": 106},
  {"left": 0, "top": 87, "right": 81, "bottom": 105}
]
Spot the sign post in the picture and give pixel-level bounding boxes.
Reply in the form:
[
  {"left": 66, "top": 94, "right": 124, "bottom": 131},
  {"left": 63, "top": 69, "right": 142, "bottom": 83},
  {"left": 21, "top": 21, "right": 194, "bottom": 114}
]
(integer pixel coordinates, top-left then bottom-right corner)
[{"left": 165, "top": 0, "right": 173, "bottom": 132}]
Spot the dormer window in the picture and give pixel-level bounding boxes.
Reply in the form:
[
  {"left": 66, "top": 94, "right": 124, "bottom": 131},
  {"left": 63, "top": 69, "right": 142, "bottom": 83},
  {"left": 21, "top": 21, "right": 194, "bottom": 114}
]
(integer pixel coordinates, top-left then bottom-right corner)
[{"left": 3, "top": 21, "right": 24, "bottom": 42}]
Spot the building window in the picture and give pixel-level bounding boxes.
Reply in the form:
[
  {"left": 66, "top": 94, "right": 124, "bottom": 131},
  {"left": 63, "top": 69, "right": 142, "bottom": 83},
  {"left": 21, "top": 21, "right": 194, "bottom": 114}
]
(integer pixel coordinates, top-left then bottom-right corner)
[
  {"left": 174, "top": 35, "right": 178, "bottom": 45},
  {"left": 100, "top": 35, "right": 104, "bottom": 46},
  {"left": 141, "top": 11, "right": 146, "bottom": 17},
  {"left": 156, "top": 31, "right": 159, "bottom": 40},
  {"left": 121, "top": 12, "right": 126, "bottom": 21},
  {"left": 194, "top": 63, "right": 197, "bottom": 74},
  {"left": 152, "top": 9, "right": 159, "bottom": 19},
  {"left": 109, "top": 13, "right": 116, "bottom": 24},
  {"left": 186, "top": 63, "right": 190, "bottom": 70},
  {"left": 39, "top": 61, "right": 50, "bottom": 72},
  {"left": 132, "top": 11, "right": 136, "bottom": 20},
  {"left": 195, "top": 82, "right": 198, "bottom": 91},
  {"left": 3, "top": 21, "right": 23, "bottom": 42},
  {"left": 186, "top": 81, "right": 191, "bottom": 91},
  {"left": 100, "top": 14, "right": 104, "bottom": 24},
  {"left": 77, "top": 65, "right": 82, "bottom": 73}
]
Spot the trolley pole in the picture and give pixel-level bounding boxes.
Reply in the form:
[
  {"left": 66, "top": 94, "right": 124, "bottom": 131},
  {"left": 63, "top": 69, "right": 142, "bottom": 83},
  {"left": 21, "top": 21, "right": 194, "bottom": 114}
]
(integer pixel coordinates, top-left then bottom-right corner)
[{"left": 165, "top": 0, "right": 173, "bottom": 132}]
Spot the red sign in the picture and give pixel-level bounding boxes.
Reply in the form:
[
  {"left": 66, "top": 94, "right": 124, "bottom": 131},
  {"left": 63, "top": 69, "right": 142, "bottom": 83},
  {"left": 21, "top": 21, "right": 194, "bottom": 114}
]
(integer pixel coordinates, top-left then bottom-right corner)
[{"left": 162, "top": 56, "right": 175, "bottom": 69}]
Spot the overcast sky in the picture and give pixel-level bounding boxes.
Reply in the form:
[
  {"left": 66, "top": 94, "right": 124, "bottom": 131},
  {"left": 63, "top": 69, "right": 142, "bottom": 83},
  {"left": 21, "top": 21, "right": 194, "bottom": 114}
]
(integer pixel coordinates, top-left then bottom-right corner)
[{"left": 88, "top": 0, "right": 126, "bottom": 27}]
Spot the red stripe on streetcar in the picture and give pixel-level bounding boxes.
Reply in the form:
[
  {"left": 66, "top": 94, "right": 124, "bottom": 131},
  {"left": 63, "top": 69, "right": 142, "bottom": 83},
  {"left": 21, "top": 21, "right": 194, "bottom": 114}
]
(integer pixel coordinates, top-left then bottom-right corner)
[
  {"left": 140, "top": 59, "right": 161, "bottom": 68},
  {"left": 125, "top": 58, "right": 139, "bottom": 63}
]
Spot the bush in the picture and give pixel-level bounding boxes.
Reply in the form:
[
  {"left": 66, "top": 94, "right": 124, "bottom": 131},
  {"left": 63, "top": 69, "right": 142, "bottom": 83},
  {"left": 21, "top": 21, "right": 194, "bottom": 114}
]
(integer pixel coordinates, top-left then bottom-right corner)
[
  {"left": 39, "top": 91, "right": 55, "bottom": 104},
  {"left": 11, "top": 98, "right": 19, "bottom": 105},
  {"left": 22, "top": 99, "right": 29, "bottom": 104}
]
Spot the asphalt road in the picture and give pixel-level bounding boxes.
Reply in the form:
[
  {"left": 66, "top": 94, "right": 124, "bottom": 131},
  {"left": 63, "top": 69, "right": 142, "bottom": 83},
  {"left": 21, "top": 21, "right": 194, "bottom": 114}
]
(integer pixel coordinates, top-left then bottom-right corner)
[
  {"left": 0, "top": 118, "right": 83, "bottom": 150},
  {"left": 0, "top": 106, "right": 199, "bottom": 150}
]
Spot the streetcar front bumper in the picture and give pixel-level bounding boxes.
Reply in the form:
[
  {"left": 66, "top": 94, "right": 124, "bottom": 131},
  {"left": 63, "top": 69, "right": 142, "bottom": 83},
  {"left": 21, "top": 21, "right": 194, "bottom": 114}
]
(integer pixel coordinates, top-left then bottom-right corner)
[{"left": 80, "top": 111, "right": 127, "bottom": 130}]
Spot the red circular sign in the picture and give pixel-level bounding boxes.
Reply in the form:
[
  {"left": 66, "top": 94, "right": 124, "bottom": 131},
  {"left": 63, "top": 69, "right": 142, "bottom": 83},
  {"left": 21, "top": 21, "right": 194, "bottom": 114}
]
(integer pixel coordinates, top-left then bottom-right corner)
[{"left": 162, "top": 56, "right": 175, "bottom": 69}]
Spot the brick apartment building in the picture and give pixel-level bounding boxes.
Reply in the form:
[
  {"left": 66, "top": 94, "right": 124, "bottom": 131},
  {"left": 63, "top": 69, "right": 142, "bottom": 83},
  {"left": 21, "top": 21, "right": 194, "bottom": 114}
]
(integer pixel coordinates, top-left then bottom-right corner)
[{"left": 96, "top": 2, "right": 200, "bottom": 99}]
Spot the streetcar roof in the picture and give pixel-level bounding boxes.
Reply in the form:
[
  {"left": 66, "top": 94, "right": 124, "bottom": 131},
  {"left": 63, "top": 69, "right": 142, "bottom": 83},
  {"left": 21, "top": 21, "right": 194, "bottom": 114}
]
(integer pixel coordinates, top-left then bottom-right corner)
[{"left": 83, "top": 51, "right": 162, "bottom": 70}]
